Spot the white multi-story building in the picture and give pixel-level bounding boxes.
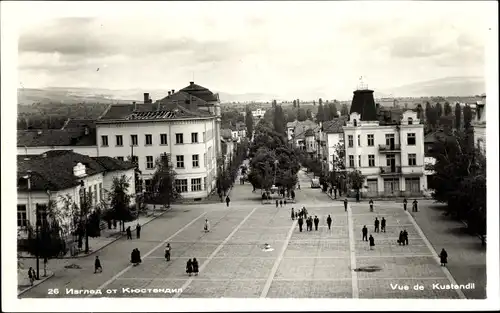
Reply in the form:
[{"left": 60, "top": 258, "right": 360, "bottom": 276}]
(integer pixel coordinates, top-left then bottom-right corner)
[
  {"left": 96, "top": 82, "right": 221, "bottom": 199},
  {"left": 321, "top": 117, "right": 348, "bottom": 172},
  {"left": 252, "top": 108, "right": 266, "bottom": 119},
  {"left": 343, "top": 86, "right": 426, "bottom": 197}
]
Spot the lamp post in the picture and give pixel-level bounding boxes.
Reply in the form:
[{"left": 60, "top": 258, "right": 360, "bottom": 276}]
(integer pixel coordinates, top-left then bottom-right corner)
[{"left": 79, "top": 180, "right": 89, "bottom": 254}]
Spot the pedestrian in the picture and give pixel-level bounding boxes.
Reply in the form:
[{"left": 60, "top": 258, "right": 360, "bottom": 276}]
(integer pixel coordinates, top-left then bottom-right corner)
[
  {"left": 298, "top": 217, "right": 304, "bottom": 232},
  {"left": 204, "top": 219, "right": 210, "bottom": 232},
  {"left": 276, "top": 200, "right": 279, "bottom": 208},
  {"left": 314, "top": 216, "right": 319, "bottom": 231},
  {"left": 192, "top": 258, "right": 199, "bottom": 275},
  {"left": 303, "top": 207, "right": 308, "bottom": 219},
  {"left": 374, "top": 217, "right": 380, "bottom": 233},
  {"left": 369, "top": 234, "right": 375, "bottom": 250},
  {"left": 126, "top": 226, "right": 132, "bottom": 239},
  {"left": 280, "top": 199, "right": 283, "bottom": 207},
  {"left": 291, "top": 190, "right": 295, "bottom": 200},
  {"left": 94, "top": 256, "right": 102, "bottom": 273},
  {"left": 369, "top": 199, "right": 374, "bottom": 212},
  {"left": 284, "top": 199, "right": 287, "bottom": 206},
  {"left": 165, "top": 243, "right": 171, "bottom": 261},
  {"left": 186, "top": 259, "right": 193, "bottom": 276},
  {"left": 308, "top": 217, "right": 313, "bottom": 231},
  {"left": 291, "top": 208, "right": 295, "bottom": 220},
  {"left": 113, "top": 219, "right": 117, "bottom": 229},
  {"left": 412, "top": 199, "right": 418, "bottom": 212},
  {"left": 398, "top": 231, "right": 405, "bottom": 245},
  {"left": 28, "top": 267, "right": 35, "bottom": 286},
  {"left": 226, "top": 196, "right": 231, "bottom": 207},
  {"left": 439, "top": 248, "right": 448, "bottom": 266},
  {"left": 403, "top": 198, "right": 408, "bottom": 211},
  {"left": 344, "top": 199, "right": 348, "bottom": 212},
  {"left": 403, "top": 229, "right": 409, "bottom": 245},
  {"left": 329, "top": 188, "right": 333, "bottom": 197},
  {"left": 381, "top": 217, "right": 386, "bottom": 232},
  {"left": 295, "top": 211, "right": 298, "bottom": 219},
  {"left": 334, "top": 186, "right": 337, "bottom": 199},
  {"left": 362, "top": 225, "right": 368, "bottom": 241},
  {"left": 297, "top": 183, "right": 301, "bottom": 190},
  {"left": 326, "top": 215, "right": 332, "bottom": 230},
  {"left": 136, "top": 223, "right": 141, "bottom": 239},
  {"left": 305, "top": 217, "right": 310, "bottom": 231}
]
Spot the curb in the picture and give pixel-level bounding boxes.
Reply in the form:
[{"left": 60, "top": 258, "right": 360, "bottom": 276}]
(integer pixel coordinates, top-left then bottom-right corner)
[
  {"left": 17, "top": 272, "right": 54, "bottom": 296},
  {"left": 19, "top": 209, "right": 171, "bottom": 260}
]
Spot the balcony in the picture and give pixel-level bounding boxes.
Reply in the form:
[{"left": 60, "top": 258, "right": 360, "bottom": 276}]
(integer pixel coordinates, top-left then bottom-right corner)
[
  {"left": 379, "top": 166, "right": 402, "bottom": 176},
  {"left": 378, "top": 144, "right": 401, "bottom": 153}
]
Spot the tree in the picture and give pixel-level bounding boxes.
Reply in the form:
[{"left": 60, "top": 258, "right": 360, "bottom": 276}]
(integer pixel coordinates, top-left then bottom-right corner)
[
  {"left": 416, "top": 104, "right": 423, "bottom": 120},
  {"left": 306, "top": 109, "right": 312, "bottom": 120},
  {"left": 346, "top": 170, "right": 365, "bottom": 191},
  {"left": 427, "top": 105, "right": 438, "bottom": 129},
  {"left": 273, "top": 105, "right": 286, "bottom": 135},
  {"left": 425, "top": 101, "right": 432, "bottom": 122},
  {"left": 327, "top": 102, "right": 338, "bottom": 120},
  {"left": 318, "top": 98, "right": 323, "bottom": 107},
  {"left": 272, "top": 99, "right": 277, "bottom": 108},
  {"left": 313, "top": 100, "right": 316, "bottom": 106},
  {"left": 245, "top": 106, "right": 254, "bottom": 141},
  {"left": 221, "top": 109, "right": 245, "bottom": 129},
  {"left": 151, "top": 154, "right": 180, "bottom": 208},
  {"left": 316, "top": 103, "right": 325, "bottom": 123},
  {"left": 435, "top": 102, "right": 443, "bottom": 118},
  {"left": 108, "top": 175, "right": 135, "bottom": 232},
  {"left": 444, "top": 102, "right": 452, "bottom": 116},
  {"left": 341, "top": 103, "right": 349, "bottom": 116},
  {"left": 297, "top": 99, "right": 300, "bottom": 108},
  {"left": 293, "top": 100, "right": 297, "bottom": 108},
  {"left": 463, "top": 104, "right": 473, "bottom": 128},
  {"left": 297, "top": 108, "right": 308, "bottom": 121},
  {"left": 284, "top": 107, "right": 297, "bottom": 123},
  {"left": 454, "top": 103, "right": 462, "bottom": 129}
]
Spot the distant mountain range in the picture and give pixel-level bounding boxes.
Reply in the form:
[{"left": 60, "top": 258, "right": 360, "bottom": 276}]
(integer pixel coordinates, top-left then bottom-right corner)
[{"left": 17, "top": 76, "right": 486, "bottom": 106}]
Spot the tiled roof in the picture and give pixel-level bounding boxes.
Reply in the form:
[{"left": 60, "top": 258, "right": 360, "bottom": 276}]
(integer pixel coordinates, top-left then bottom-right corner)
[
  {"left": 92, "top": 156, "right": 135, "bottom": 171},
  {"left": 17, "top": 129, "right": 97, "bottom": 147},
  {"left": 99, "top": 103, "right": 212, "bottom": 121},
  {"left": 17, "top": 151, "right": 107, "bottom": 192},
  {"left": 61, "top": 118, "right": 96, "bottom": 130},
  {"left": 291, "top": 120, "right": 319, "bottom": 140},
  {"left": 156, "top": 91, "right": 208, "bottom": 110},
  {"left": 99, "top": 104, "right": 136, "bottom": 120},
  {"left": 180, "top": 82, "right": 219, "bottom": 102},
  {"left": 304, "top": 129, "right": 315, "bottom": 137},
  {"left": 322, "top": 117, "right": 348, "bottom": 133}
]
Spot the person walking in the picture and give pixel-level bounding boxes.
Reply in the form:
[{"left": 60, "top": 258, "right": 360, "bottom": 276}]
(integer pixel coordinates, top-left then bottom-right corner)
[
  {"left": 369, "top": 199, "right": 374, "bottom": 212},
  {"left": 314, "top": 216, "right": 319, "bottom": 231},
  {"left": 326, "top": 215, "right": 332, "bottom": 230},
  {"left": 298, "top": 217, "right": 304, "bottom": 232},
  {"left": 284, "top": 199, "right": 287, "bottom": 206},
  {"left": 94, "top": 256, "right": 103, "bottom": 273},
  {"left": 403, "top": 198, "right": 408, "bottom": 211},
  {"left": 369, "top": 234, "right": 375, "bottom": 250},
  {"left": 136, "top": 223, "right": 141, "bottom": 239},
  {"left": 291, "top": 208, "right": 295, "bottom": 220},
  {"left": 344, "top": 198, "right": 348, "bottom": 212},
  {"left": 303, "top": 207, "right": 308, "bottom": 220},
  {"left": 297, "top": 183, "right": 301, "bottom": 190},
  {"left": 305, "top": 217, "right": 310, "bottom": 232},
  {"left": 28, "top": 267, "right": 35, "bottom": 286},
  {"left": 192, "top": 258, "right": 199, "bottom": 276},
  {"left": 165, "top": 243, "right": 171, "bottom": 261},
  {"left": 412, "top": 199, "right": 418, "bottom": 212},
  {"left": 398, "top": 231, "right": 405, "bottom": 245},
  {"left": 381, "top": 217, "right": 386, "bottom": 233},
  {"left": 204, "top": 219, "right": 210, "bottom": 232},
  {"left": 362, "top": 225, "right": 368, "bottom": 241},
  {"left": 279, "top": 199, "right": 283, "bottom": 207},
  {"left": 226, "top": 196, "right": 231, "bottom": 207},
  {"left": 276, "top": 200, "right": 279, "bottom": 208},
  {"left": 439, "top": 248, "right": 448, "bottom": 266},
  {"left": 113, "top": 219, "right": 117, "bottom": 229},
  {"left": 374, "top": 218, "right": 380, "bottom": 233},
  {"left": 403, "top": 229, "right": 409, "bottom": 245},
  {"left": 126, "top": 226, "right": 132, "bottom": 240},
  {"left": 186, "top": 259, "right": 193, "bottom": 276}
]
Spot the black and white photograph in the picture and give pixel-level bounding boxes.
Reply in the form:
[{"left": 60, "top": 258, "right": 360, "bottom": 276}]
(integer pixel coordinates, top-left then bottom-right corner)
[{"left": 1, "top": 1, "right": 498, "bottom": 311}]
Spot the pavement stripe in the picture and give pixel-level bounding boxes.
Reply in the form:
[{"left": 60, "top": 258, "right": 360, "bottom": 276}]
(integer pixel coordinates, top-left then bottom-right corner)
[
  {"left": 173, "top": 207, "right": 259, "bottom": 298},
  {"left": 90, "top": 211, "right": 207, "bottom": 296},
  {"left": 259, "top": 220, "right": 297, "bottom": 298},
  {"left": 145, "top": 254, "right": 435, "bottom": 260},
  {"left": 117, "top": 276, "right": 449, "bottom": 282},
  {"left": 404, "top": 210, "right": 467, "bottom": 299},
  {"left": 347, "top": 203, "right": 359, "bottom": 298}
]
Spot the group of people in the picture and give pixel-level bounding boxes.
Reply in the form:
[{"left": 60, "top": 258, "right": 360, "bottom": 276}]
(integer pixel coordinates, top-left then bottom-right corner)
[
  {"left": 126, "top": 223, "right": 142, "bottom": 240},
  {"left": 397, "top": 230, "right": 410, "bottom": 245},
  {"left": 403, "top": 198, "right": 419, "bottom": 212},
  {"left": 276, "top": 199, "right": 288, "bottom": 208},
  {"left": 131, "top": 248, "right": 142, "bottom": 266},
  {"left": 373, "top": 217, "right": 387, "bottom": 233},
  {"left": 186, "top": 258, "right": 199, "bottom": 276}
]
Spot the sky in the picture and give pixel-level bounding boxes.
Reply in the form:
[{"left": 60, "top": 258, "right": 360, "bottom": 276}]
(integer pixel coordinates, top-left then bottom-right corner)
[{"left": 11, "top": 1, "right": 494, "bottom": 100}]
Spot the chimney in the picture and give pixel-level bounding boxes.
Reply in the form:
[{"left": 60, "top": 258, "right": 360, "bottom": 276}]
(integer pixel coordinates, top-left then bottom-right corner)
[
  {"left": 189, "top": 82, "right": 194, "bottom": 86},
  {"left": 144, "top": 93, "right": 150, "bottom": 103},
  {"left": 73, "top": 162, "right": 86, "bottom": 178},
  {"left": 168, "top": 91, "right": 171, "bottom": 96},
  {"left": 133, "top": 101, "right": 137, "bottom": 111},
  {"left": 171, "top": 89, "right": 175, "bottom": 94}
]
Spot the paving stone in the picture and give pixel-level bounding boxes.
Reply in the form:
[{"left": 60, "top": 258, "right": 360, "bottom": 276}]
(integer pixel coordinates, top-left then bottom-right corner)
[{"left": 355, "top": 256, "right": 445, "bottom": 279}]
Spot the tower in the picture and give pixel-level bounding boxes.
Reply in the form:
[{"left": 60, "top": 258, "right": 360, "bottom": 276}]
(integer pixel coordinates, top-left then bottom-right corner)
[{"left": 349, "top": 76, "right": 377, "bottom": 121}]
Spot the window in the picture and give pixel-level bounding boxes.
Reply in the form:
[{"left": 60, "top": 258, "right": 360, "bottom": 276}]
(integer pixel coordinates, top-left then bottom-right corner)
[
  {"left": 348, "top": 135, "right": 354, "bottom": 147},
  {"left": 405, "top": 177, "right": 420, "bottom": 193},
  {"left": 191, "top": 133, "right": 198, "bottom": 143},
  {"left": 358, "top": 135, "right": 361, "bottom": 146},
  {"left": 160, "top": 134, "right": 168, "bottom": 145},
  {"left": 368, "top": 155, "right": 375, "bottom": 167},
  {"left": 144, "top": 179, "right": 152, "bottom": 193},
  {"left": 191, "top": 178, "right": 202, "bottom": 191},
  {"left": 353, "top": 119, "right": 357, "bottom": 126},
  {"left": 131, "top": 135, "right": 138, "bottom": 146},
  {"left": 99, "top": 183, "right": 103, "bottom": 202},
  {"left": 93, "top": 185, "right": 98, "bottom": 205},
  {"left": 408, "top": 117, "right": 413, "bottom": 125},
  {"left": 175, "top": 133, "right": 184, "bottom": 144},
  {"left": 348, "top": 155, "right": 354, "bottom": 167},
  {"left": 101, "top": 135, "right": 108, "bottom": 146},
  {"left": 386, "top": 154, "right": 395, "bottom": 166},
  {"left": 385, "top": 134, "right": 395, "bottom": 146},
  {"left": 358, "top": 155, "right": 361, "bottom": 167},
  {"left": 407, "top": 133, "right": 416, "bottom": 145},
  {"left": 17, "top": 205, "right": 27, "bottom": 227},
  {"left": 366, "top": 179, "right": 378, "bottom": 193},
  {"left": 175, "top": 179, "right": 188, "bottom": 193},
  {"left": 192, "top": 154, "right": 199, "bottom": 167},
  {"left": 145, "top": 134, "right": 152, "bottom": 145},
  {"left": 176, "top": 155, "right": 185, "bottom": 168},
  {"left": 116, "top": 135, "right": 123, "bottom": 146},
  {"left": 408, "top": 153, "right": 417, "bottom": 166},
  {"left": 36, "top": 204, "right": 48, "bottom": 225},
  {"left": 146, "top": 156, "right": 154, "bottom": 169},
  {"left": 116, "top": 156, "right": 124, "bottom": 161},
  {"left": 367, "top": 134, "right": 374, "bottom": 146}
]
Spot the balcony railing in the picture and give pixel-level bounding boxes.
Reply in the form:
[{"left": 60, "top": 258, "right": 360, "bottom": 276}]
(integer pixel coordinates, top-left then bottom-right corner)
[
  {"left": 379, "top": 166, "right": 402, "bottom": 175},
  {"left": 378, "top": 144, "right": 401, "bottom": 152}
]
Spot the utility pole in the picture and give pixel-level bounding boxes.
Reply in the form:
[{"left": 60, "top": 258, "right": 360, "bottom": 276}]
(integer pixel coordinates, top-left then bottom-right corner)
[{"left": 80, "top": 180, "right": 89, "bottom": 254}]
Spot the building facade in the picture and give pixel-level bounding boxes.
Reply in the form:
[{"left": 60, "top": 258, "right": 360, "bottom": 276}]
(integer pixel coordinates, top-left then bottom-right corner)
[
  {"left": 473, "top": 94, "right": 486, "bottom": 154},
  {"left": 321, "top": 117, "right": 347, "bottom": 172},
  {"left": 252, "top": 109, "right": 266, "bottom": 119}
]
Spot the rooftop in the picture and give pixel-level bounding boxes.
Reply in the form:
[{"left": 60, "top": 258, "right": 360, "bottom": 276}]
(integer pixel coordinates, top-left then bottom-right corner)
[
  {"left": 180, "top": 81, "right": 219, "bottom": 103},
  {"left": 322, "top": 117, "right": 348, "bottom": 134},
  {"left": 17, "top": 128, "right": 96, "bottom": 147},
  {"left": 99, "top": 103, "right": 212, "bottom": 122}
]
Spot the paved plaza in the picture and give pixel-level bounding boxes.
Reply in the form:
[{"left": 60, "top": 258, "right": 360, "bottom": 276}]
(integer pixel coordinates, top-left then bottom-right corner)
[{"left": 18, "top": 171, "right": 485, "bottom": 299}]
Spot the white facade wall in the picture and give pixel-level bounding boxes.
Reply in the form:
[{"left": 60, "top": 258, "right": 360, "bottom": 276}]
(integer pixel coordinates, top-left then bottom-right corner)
[
  {"left": 96, "top": 118, "right": 218, "bottom": 199},
  {"left": 324, "top": 133, "right": 343, "bottom": 172},
  {"left": 17, "top": 146, "right": 98, "bottom": 157},
  {"left": 342, "top": 111, "right": 426, "bottom": 195},
  {"left": 305, "top": 135, "right": 317, "bottom": 153}
]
